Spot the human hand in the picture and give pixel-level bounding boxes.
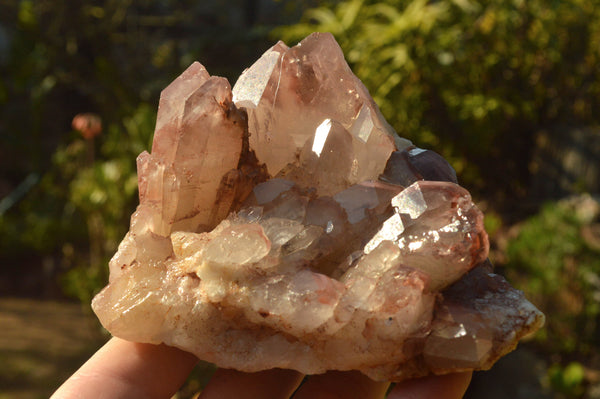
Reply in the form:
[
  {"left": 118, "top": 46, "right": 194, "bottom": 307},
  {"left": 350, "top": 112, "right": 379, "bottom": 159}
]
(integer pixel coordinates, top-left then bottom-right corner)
[{"left": 51, "top": 337, "right": 472, "bottom": 399}]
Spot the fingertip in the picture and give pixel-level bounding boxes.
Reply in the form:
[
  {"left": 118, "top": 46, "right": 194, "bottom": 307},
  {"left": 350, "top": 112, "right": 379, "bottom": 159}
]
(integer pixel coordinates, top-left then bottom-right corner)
[
  {"left": 387, "top": 371, "right": 473, "bottom": 399},
  {"left": 291, "top": 370, "right": 390, "bottom": 399},
  {"left": 199, "top": 368, "right": 304, "bottom": 399}
]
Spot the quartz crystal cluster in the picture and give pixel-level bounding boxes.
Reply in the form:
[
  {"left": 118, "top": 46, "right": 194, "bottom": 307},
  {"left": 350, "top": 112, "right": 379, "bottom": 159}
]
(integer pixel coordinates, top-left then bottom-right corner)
[{"left": 92, "top": 32, "right": 544, "bottom": 381}]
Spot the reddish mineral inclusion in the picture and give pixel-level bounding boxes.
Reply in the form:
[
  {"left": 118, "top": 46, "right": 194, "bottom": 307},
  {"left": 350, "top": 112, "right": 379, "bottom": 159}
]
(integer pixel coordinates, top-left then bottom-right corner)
[{"left": 92, "top": 32, "right": 544, "bottom": 382}]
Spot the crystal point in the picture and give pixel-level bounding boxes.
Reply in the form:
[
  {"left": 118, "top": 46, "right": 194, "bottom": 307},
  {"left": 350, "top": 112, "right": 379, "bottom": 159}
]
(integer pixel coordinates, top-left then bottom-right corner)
[{"left": 93, "top": 34, "right": 544, "bottom": 382}]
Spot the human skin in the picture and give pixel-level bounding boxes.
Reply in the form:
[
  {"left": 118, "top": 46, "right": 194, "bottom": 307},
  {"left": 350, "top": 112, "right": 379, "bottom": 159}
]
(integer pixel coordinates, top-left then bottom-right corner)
[{"left": 51, "top": 337, "right": 472, "bottom": 399}]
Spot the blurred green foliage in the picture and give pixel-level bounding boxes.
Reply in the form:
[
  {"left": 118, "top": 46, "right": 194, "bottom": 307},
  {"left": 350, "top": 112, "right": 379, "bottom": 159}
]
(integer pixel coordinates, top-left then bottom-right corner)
[
  {"left": 0, "top": 0, "right": 313, "bottom": 183},
  {"left": 504, "top": 195, "right": 600, "bottom": 395},
  {"left": 505, "top": 196, "right": 600, "bottom": 356},
  {"left": 0, "top": 104, "right": 155, "bottom": 303},
  {"left": 548, "top": 361, "right": 586, "bottom": 398},
  {"left": 59, "top": 105, "right": 156, "bottom": 304},
  {"left": 277, "top": 0, "right": 600, "bottom": 203}
]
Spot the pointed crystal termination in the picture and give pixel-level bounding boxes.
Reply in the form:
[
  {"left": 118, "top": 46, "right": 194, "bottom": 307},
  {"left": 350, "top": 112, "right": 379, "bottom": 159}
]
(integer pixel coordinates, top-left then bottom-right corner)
[
  {"left": 105, "top": 64, "right": 247, "bottom": 280},
  {"left": 232, "top": 32, "right": 412, "bottom": 195},
  {"left": 137, "top": 64, "right": 245, "bottom": 235},
  {"left": 364, "top": 180, "right": 488, "bottom": 291},
  {"left": 93, "top": 32, "right": 544, "bottom": 383},
  {"left": 424, "top": 262, "right": 545, "bottom": 373},
  {"left": 151, "top": 62, "right": 210, "bottom": 163},
  {"left": 362, "top": 262, "right": 546, "bottom": 382}
]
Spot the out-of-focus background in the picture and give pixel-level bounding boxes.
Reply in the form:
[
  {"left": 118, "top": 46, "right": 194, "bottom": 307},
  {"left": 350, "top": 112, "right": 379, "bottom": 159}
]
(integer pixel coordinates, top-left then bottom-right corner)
[{"left": 0, "top": 0, "right": 599, "bottom": 398}]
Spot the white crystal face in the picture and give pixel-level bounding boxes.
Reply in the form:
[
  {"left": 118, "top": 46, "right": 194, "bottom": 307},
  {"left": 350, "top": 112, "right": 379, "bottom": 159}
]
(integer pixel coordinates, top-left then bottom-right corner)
[
  {"left": 92, "top": 32, "right": 544, "bottom": 382},
  {"left": 311, "top": 119, "right": 332, "bottom": 157},
  {"left": 232, "top": 48, "right": 281, "bottom": 109}
]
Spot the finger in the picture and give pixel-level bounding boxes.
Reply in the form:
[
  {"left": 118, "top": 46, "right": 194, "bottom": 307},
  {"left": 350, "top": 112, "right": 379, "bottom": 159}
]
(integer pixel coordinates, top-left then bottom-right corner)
[
  {"left": 199, "top": 368, "right": 304, "bottom": 399},
  {"left": 51, "top": 337, "right": 198, "bottom": 399},
  {"left": 387, "top": 371, "right": 472, "bottom": 399},
  {"left": 292, "top": 370, "right": 390, "bottom": 399}
]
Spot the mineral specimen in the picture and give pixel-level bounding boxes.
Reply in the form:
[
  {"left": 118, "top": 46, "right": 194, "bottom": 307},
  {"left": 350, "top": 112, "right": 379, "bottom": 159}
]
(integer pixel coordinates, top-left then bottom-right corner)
[{"left": 92, "top": 32, "right": 544, "bottom": 381}]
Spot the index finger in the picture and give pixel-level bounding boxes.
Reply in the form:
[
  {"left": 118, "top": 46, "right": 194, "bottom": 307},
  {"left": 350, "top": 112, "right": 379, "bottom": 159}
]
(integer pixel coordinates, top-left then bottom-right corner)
[{"left": 51, "top": 337, "right": 198, "bottom": 399}]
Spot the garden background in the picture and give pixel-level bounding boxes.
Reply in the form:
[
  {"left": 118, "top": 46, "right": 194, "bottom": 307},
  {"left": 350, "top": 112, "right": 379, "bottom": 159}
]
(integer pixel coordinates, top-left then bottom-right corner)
[{"left": 0, "top": 0, "right": 599, "bottom": 397}]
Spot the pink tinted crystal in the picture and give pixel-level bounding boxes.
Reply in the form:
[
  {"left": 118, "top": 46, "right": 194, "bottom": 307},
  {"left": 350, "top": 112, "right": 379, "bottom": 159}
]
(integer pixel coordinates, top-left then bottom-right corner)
[
  {"left": 232, "top": 33, "right": 411, "bottom": 190},
  {"left": 92, "top": 33, "right": 544, "bottom": 382}
]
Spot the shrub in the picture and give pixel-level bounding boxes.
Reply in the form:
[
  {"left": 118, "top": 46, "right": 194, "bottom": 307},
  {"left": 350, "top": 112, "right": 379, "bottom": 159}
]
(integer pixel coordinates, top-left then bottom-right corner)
[{"left": 505, "top": 195, "right": 600, "bottom": 357}]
